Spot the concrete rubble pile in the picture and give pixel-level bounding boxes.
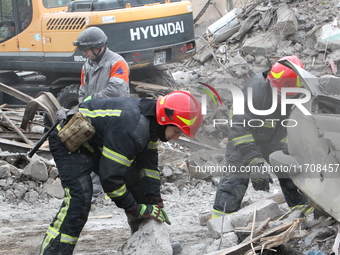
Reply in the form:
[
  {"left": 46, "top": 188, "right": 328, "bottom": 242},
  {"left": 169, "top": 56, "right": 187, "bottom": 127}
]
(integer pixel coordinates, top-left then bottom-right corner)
[{"left": 2, "top": 0, "right": 340, "bottom": 254}]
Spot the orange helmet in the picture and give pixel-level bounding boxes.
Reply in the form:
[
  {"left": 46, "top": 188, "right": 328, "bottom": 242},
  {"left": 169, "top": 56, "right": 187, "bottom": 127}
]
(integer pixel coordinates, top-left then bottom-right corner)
[
  {"left": 268, "top": 55, "right": 304, "bottom": 95},
  {"left": 156, "top": 91, "right": 203, "bottom": 138}
]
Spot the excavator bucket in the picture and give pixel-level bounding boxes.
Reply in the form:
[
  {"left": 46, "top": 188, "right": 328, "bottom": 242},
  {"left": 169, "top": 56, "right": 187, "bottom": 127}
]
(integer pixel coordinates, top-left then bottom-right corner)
[{"left": 269, "top": 60, "right": 340, "bottom": 221}]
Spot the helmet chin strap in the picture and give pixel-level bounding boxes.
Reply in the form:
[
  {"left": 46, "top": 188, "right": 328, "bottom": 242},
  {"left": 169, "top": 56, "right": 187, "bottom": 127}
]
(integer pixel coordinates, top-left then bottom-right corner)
[{"left": 91, "top": 47, "right": 101, "bottom": 57}]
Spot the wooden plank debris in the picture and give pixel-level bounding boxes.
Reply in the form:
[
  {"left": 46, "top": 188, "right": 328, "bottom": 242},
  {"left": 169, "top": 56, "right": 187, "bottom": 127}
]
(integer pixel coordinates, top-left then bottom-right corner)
[
  {"left": 0, "top": 107, "right": 33, "bottom": 145},
  {"left": 221, "top": 218, "right": 307, "bottom": 255},
  {"left": 130, "top": 81, "right": 174, "bottom": 96}
]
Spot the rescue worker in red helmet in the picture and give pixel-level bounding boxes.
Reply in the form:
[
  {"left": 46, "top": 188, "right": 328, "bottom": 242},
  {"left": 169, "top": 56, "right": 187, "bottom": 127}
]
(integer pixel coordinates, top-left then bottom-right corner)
[
  {"left": 212, "top": 55, "right": 308, "bottom": 218},
  {"left": 39, "top": 91, "right": 203, "bottom": 254}
]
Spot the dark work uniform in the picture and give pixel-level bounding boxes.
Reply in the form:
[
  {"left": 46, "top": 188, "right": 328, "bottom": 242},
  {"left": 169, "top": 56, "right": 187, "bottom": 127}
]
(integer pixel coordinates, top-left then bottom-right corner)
[
  {"left": 40, "top": 97, "right": 163, "bottom": 254},
  {"left": 212, "top": 71, "right": 307, "bottom": 218}
]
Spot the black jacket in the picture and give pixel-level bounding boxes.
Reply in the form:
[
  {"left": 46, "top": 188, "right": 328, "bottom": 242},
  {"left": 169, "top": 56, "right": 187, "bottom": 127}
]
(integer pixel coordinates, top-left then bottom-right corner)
[
  {"left": 79, "top": 97, "right": 160, "bottom": 211},
  {"left": 228, "top": 71, "right": 290, "bottom": 165}
]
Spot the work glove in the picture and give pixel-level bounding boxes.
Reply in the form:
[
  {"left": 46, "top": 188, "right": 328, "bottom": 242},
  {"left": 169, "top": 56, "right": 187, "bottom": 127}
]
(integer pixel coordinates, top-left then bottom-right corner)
[
  {"left": 149, "top": 196, "right": 164, "bottom": 208},
  {"left": 128, "top": 204, "right": 171, "bottom": 225},
  {"left": 84, "top": 95, "right": 93, "bottom": 102},
  {"left": 249, "top": 157, "right": 273, "bottom": 192},
  {"left": 56, "top": 107, "right": 67, "bottom": 123}
]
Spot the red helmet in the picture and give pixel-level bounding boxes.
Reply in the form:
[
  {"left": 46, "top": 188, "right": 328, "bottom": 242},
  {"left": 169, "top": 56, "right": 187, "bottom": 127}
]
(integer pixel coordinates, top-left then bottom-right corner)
[
  {"left": 268, "top": 55, "right": 304, "bottom": 95},
  {"left": 156, "top": 91, "right": 203, "bottom": 138}
]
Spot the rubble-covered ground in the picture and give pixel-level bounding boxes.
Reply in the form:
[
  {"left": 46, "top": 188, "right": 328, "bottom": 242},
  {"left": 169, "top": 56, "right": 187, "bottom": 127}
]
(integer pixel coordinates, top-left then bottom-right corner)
[{"left": 2, "top": 0, "right": 340, "bottom": 254}]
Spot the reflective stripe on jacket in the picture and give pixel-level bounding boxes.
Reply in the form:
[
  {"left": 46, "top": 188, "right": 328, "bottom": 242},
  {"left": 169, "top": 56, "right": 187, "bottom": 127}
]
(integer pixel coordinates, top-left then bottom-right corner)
[{"left": 79, "top": 97, "right": 160, "bottom": 210}]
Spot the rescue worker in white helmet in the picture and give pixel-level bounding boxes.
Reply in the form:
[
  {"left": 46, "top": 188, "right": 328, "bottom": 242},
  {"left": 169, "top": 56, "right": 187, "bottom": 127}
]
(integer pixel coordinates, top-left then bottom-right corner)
[
  {"left": 39, "top": 91, "right": 203, "bottom": 254},
  {"left": 73, "top": 26, "right": 130, "bottom": 203},
  {"left": 212, "top": 55, "right": 309, "bottom": 219}
]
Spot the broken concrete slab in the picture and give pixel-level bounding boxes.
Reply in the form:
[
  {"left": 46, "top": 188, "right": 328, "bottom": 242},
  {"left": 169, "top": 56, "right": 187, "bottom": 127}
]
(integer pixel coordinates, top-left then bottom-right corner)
[
  {"left": 122, "top": 219, "right": 172, "bottom": 255},
  {"left": 231, "top": 199, "right": 282, "bottom": 228},
  {"left": 0, "top": 161, "right": 11, "bottom": 178},
  {"left": 207, "top": 214, "right": 234, "bottom": 239},
  {"left": 318, "top": 75, "right": 340, "bottom": 95},
  {"left": 274, "top": 4, "right": 298, "bottom": 38},
  {"left": 23, "top": 157, "right": 48, "bottom": 182},
  {"left": 24, "top": 190, "right": 39, "bottom": 203},
  {"left": 44, "top": 178, "right": 64, "bottom": 199},
  {"left": 206, "top": 232, "right": 239, "bottom": 253},
  {"left": 241, "top": 32, "right": 279, "bottom": 55}
]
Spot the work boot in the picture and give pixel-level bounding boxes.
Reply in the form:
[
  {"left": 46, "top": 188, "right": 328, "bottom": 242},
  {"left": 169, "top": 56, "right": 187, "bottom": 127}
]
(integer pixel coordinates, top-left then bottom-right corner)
[{"left": 171, "top": 242, "right": 183, "bottom": 255}]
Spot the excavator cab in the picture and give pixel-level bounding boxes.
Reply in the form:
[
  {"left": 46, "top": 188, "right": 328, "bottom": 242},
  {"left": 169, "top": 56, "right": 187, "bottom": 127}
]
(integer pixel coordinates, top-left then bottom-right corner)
[
  {"left": 0, "top": 0, "right": 32, "bottom": 43},
  {"left": 0, "top": 0, "right": 196, "bottom": 107}
]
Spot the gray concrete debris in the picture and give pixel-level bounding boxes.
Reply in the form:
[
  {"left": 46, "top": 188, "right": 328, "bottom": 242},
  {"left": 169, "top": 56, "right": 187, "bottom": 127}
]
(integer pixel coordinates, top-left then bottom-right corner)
[
  {"left": 206, "top": 232, "right": 239, "bottom": 253},
  {"left": 158, "top": 147, "right": 188, "bottom": 165},
  {"left": 0, "top": 162, "right": 11, "bottom": 178},
  {"left": 162, "top": 164, "right": 174, "bottom": 178},
  {"left": 274, "top": 4, "right": 298, "bottom": 38},
  {"left": 44, "top": 178, "right": 64, "bottom": 199},
  {"left": 241, "top": 32, "right": 279, "bottom": 55},
  {"left": 24, "top": 190, "right": 39, "bottom": 203},
  {"left": 318, "top": 75, "right": 340, "bottom": 95},
  {"left": 207, "top": 214, "right": 234, "bottom": 239},
  {"left": 259, "top": 9, "right": 274, "bottom": 31},
  {"left": 13, "top": 183, "right": 28, "bottom": 198},
  {"left": 23, "top": 157, "right": 48, "bottom": 182},
  {"left": 227, "top": 54, "right": 251, "bottom": 78},
  {"left": 304, "top": 226, "right": 334, "bottom": 246},
  {"left": 231, "top": 199, "right": 282, "bottom": 228},
  {"left": 49, "top": 167, "right": 59, "bottom": 179},
  {"left": 122, "top": 219, "right": 172, "bottom": 255}
]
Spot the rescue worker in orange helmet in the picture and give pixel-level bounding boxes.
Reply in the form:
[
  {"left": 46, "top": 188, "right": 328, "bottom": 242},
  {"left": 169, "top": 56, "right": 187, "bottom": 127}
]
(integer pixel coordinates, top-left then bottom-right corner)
[
  {"left": 39, "top": 91, "right": 203, "bottom": 254},
  {"left": 212, "top": 55, "right": 308, "bottom": 219}
]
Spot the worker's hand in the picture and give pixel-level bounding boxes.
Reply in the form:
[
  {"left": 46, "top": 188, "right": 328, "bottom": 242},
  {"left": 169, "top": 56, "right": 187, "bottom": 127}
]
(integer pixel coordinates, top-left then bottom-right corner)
[
  {"left": 132, "top": 204, "right": 171, "bottom": 224},
  {"left": 249, "top": 157, "right": 273, "bottom": 192},
  {"left": 84, "top": 95, "right": 93, "bottom": 102},
  {"left": 56, "top": 107, "right": 67, "bottom": 123},
  {"left": 251, "top": 172, "right": 272, "bottom": 191},
  {"left": 149, "top": 196, "right": 164, "bottom": 208}
]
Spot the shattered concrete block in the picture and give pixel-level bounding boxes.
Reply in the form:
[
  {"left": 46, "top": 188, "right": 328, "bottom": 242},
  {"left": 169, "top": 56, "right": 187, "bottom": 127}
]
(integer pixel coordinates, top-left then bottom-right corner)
[
  {"left": 231, "top": 199, "right": 282, "bottom": 228},
  {"left": 318, "top": 75, "right": 340, "bottom": 95},
  {"left": 228, "top": 54, "right": 250, "bottom": 78},
  {"left": 162, "top": 164, "right": 173, "bottom": 178},
  {"left": 206, "top": 232, "right": 239, "bottom": 253},
  {"left": 207, "top": 215, "right": 234, "bottom": 239},
  {"left": 274, "top": 5, "right": 298, "bottom": 38},
  {"left": 172, "top": 71, "right": 191, "bottom": 87},
  {"left": 122, "top": 219, "right": 172, "bottom": 255},
  {"left": 242, "top": 32, "right": 278, "bottom": 55},
  {"left": 49, "top": 167, "right": 59, "bottom": 179},
  {"left": 23, "top": 158, "right": 48, "bottom": 182},
  {"left": 0, "top": 163, "right": 11, "bottom": 179},
  {"left": 5, "top": 189, "right": 15, "bottom": 200},
  {"left": 193, "top": 48, "right": 213, "bottom": 64},
  {"left": 158, "top": 148, "right": 187, "bottom": 165},
  {"left": 44, "top": 178, "right": 65, "bottom": 199},
  {"left": 13, "top": 183, "right": 28, "bottom": 198},
  {"left": 24, "top": 190, "right": 39, "bottom": 203}
]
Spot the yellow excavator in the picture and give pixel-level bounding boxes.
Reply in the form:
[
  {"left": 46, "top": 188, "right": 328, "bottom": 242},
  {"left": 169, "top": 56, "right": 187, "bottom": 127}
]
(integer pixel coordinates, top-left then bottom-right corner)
[{"left": 0, "top": 0, "right": 196, "bottom": 107}]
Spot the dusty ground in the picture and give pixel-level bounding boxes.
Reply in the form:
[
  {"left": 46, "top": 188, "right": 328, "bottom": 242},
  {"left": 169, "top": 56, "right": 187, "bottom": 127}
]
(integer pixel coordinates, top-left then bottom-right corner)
[{"left": 0, "top": 167, "right": 308, "bottom": 255}]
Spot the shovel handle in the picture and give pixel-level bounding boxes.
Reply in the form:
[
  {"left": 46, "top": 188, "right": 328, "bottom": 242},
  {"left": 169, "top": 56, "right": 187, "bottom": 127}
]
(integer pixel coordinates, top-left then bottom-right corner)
[{"left": 27, "top": 120, "right": 59, "bottom": 158}]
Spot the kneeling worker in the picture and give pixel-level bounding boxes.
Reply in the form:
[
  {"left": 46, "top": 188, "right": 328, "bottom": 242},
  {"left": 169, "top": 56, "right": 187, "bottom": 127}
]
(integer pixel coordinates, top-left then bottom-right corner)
[{"left": 39, "top": 91, "right": 203, "bottom": 254}]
